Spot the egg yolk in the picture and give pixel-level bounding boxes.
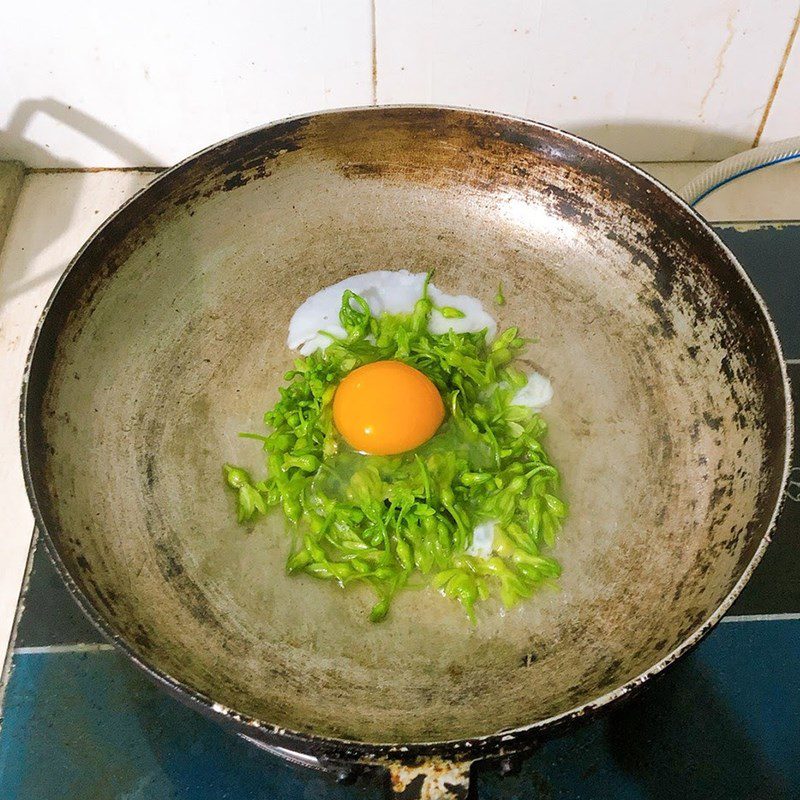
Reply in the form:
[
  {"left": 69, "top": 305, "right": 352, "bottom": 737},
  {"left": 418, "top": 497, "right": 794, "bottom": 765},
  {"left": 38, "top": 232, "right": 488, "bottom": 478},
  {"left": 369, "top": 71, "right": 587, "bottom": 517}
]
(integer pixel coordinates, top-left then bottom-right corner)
[{"left": 332, "top": 360, "right": 445, "bottom": 455}]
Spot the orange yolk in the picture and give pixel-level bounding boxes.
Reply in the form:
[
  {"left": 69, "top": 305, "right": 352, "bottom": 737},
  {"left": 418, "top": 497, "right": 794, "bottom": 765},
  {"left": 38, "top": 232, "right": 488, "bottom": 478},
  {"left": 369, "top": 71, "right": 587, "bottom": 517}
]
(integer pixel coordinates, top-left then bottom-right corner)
[{"left": 332, "top": 360, "right": 445, "bottom": 455}]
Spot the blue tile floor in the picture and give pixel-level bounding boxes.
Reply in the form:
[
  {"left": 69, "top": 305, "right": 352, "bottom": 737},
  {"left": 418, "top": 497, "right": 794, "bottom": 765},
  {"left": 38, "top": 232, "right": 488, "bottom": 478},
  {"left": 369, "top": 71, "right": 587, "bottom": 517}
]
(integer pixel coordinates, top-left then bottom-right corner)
[{"left": 1, "top": 223, "right": 798, "bottom": 799}]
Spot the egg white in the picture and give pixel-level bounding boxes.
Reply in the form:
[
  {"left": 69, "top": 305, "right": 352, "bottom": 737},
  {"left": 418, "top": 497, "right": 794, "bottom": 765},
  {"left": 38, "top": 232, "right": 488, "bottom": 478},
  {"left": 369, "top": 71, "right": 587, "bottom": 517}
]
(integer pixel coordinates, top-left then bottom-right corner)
[
  {"left": 512, "top": 371, "right": 554, "bottom": 412},
  {"left": 467, "top": 520, "right": 498, "bottom": 559},
  {"left": 288, "top": 270, "right": 497, "bottom": 355}
]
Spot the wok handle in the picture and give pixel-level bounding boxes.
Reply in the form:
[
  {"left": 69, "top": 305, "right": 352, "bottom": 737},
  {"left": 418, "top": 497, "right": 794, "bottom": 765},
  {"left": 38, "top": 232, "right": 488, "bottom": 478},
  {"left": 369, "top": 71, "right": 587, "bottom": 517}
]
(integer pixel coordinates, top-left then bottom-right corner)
[{"left": 387, "top": 760, "right": 473, "bottom": 799}]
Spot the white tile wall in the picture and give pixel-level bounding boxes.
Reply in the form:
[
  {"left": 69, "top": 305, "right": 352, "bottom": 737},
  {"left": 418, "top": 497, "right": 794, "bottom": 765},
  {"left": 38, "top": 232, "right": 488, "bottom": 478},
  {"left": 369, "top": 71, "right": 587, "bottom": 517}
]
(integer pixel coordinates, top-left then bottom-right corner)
[
  {"left": 0, "top": 3, "right": 799, "bottom": 173},
  {"left": 375, "top": 0, "right": 799, "bottom": 161},
  {"left": 0, "top": 0, "right": 373, "bottom": 168}
]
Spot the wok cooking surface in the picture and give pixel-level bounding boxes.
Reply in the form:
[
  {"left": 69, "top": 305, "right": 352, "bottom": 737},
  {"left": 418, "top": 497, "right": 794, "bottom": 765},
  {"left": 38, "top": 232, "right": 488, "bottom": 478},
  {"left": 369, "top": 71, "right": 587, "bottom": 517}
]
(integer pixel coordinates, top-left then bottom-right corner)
[{"left": 19, "top": 109, "right": 791, "bottom": 760}]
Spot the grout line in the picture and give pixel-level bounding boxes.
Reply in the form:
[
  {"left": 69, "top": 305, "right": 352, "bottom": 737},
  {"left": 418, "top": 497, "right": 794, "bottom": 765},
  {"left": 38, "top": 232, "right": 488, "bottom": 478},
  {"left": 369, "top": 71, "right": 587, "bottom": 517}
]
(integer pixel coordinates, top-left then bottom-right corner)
[
  {"left": 753, "top": 7, "right": 800, "bottom": 147},
  {"left": 26, "top": 166, "right": 164, "bottom": 175},
  {"left": 0, "top": 531, "right": 39, "bottom": 711},
  {"left": 14, "top": 643, "right": 115, "bottom": 655},
  {"left": 370, "top": 0, "right": 378, "bottom": 105},
  {"left": 722, "top": 612, "right": 800, "bottom": 623},
  {"left": 712, "top": 219, "right": 800, "bottom": 226},
  {"left": 0, "top": 161, "right": 25, "bottom": 255},
  {"left": 787, "top": 358, "right": 800, "bottom": 365}
]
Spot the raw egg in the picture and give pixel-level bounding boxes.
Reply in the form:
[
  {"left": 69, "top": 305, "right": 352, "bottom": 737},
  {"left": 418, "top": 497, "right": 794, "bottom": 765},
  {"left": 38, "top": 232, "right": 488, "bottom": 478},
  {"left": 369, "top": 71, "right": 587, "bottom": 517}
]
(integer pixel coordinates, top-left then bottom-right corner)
[{"left": 333, "top": 360, "right": 445, "bottom": 455}]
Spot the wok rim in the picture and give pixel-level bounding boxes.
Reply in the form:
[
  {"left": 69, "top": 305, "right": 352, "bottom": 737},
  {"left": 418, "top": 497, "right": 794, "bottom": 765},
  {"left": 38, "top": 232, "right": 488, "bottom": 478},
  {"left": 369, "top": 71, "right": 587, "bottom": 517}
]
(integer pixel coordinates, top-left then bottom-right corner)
[{"left": 19, "top": 104, "right": 795, "bottom": 763}]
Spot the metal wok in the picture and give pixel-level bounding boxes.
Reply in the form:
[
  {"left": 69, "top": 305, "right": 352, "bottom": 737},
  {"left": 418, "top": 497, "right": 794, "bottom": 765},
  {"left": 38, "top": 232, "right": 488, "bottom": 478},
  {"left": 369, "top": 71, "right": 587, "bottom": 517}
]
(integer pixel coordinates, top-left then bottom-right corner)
[{"left": 21, "top": 107, "right": 792, "bottom": 798}]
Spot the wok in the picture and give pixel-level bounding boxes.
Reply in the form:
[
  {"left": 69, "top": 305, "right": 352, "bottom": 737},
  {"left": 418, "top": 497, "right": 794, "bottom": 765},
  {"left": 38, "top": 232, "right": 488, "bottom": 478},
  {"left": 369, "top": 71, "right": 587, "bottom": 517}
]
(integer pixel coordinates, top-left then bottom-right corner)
[{"left": 21, "top": 108, "right": 792, "bottom": 798}]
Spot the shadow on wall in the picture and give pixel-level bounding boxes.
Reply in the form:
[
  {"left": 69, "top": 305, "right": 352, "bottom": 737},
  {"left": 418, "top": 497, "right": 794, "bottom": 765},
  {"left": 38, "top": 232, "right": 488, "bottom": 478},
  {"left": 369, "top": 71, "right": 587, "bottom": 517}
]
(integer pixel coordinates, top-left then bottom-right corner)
[
  {"left": 552, "top": 120, "right": 752, "bottom": 162},
  {"left": 1, "top": 103, "right": 758, "bottom": 169},
  {"left": 0, "top": 97, "right": 159, "bottom": 169},
  {"left": 0, "top": 99, "right": 160, "bottom": 309}
]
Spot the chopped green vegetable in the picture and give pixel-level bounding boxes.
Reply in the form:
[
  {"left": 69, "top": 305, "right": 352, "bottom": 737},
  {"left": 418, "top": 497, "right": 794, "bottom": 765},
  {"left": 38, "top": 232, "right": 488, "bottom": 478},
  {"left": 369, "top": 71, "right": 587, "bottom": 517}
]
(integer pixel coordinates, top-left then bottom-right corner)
[
  {"left": 438, "top": 305, "right": 467, "bottom": 319},
  {"left": 495, "top": 283, "right": 505, "bottom": 306},
  {"left": 224, "top": 276, "right": 566, "bottom": 622}
]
